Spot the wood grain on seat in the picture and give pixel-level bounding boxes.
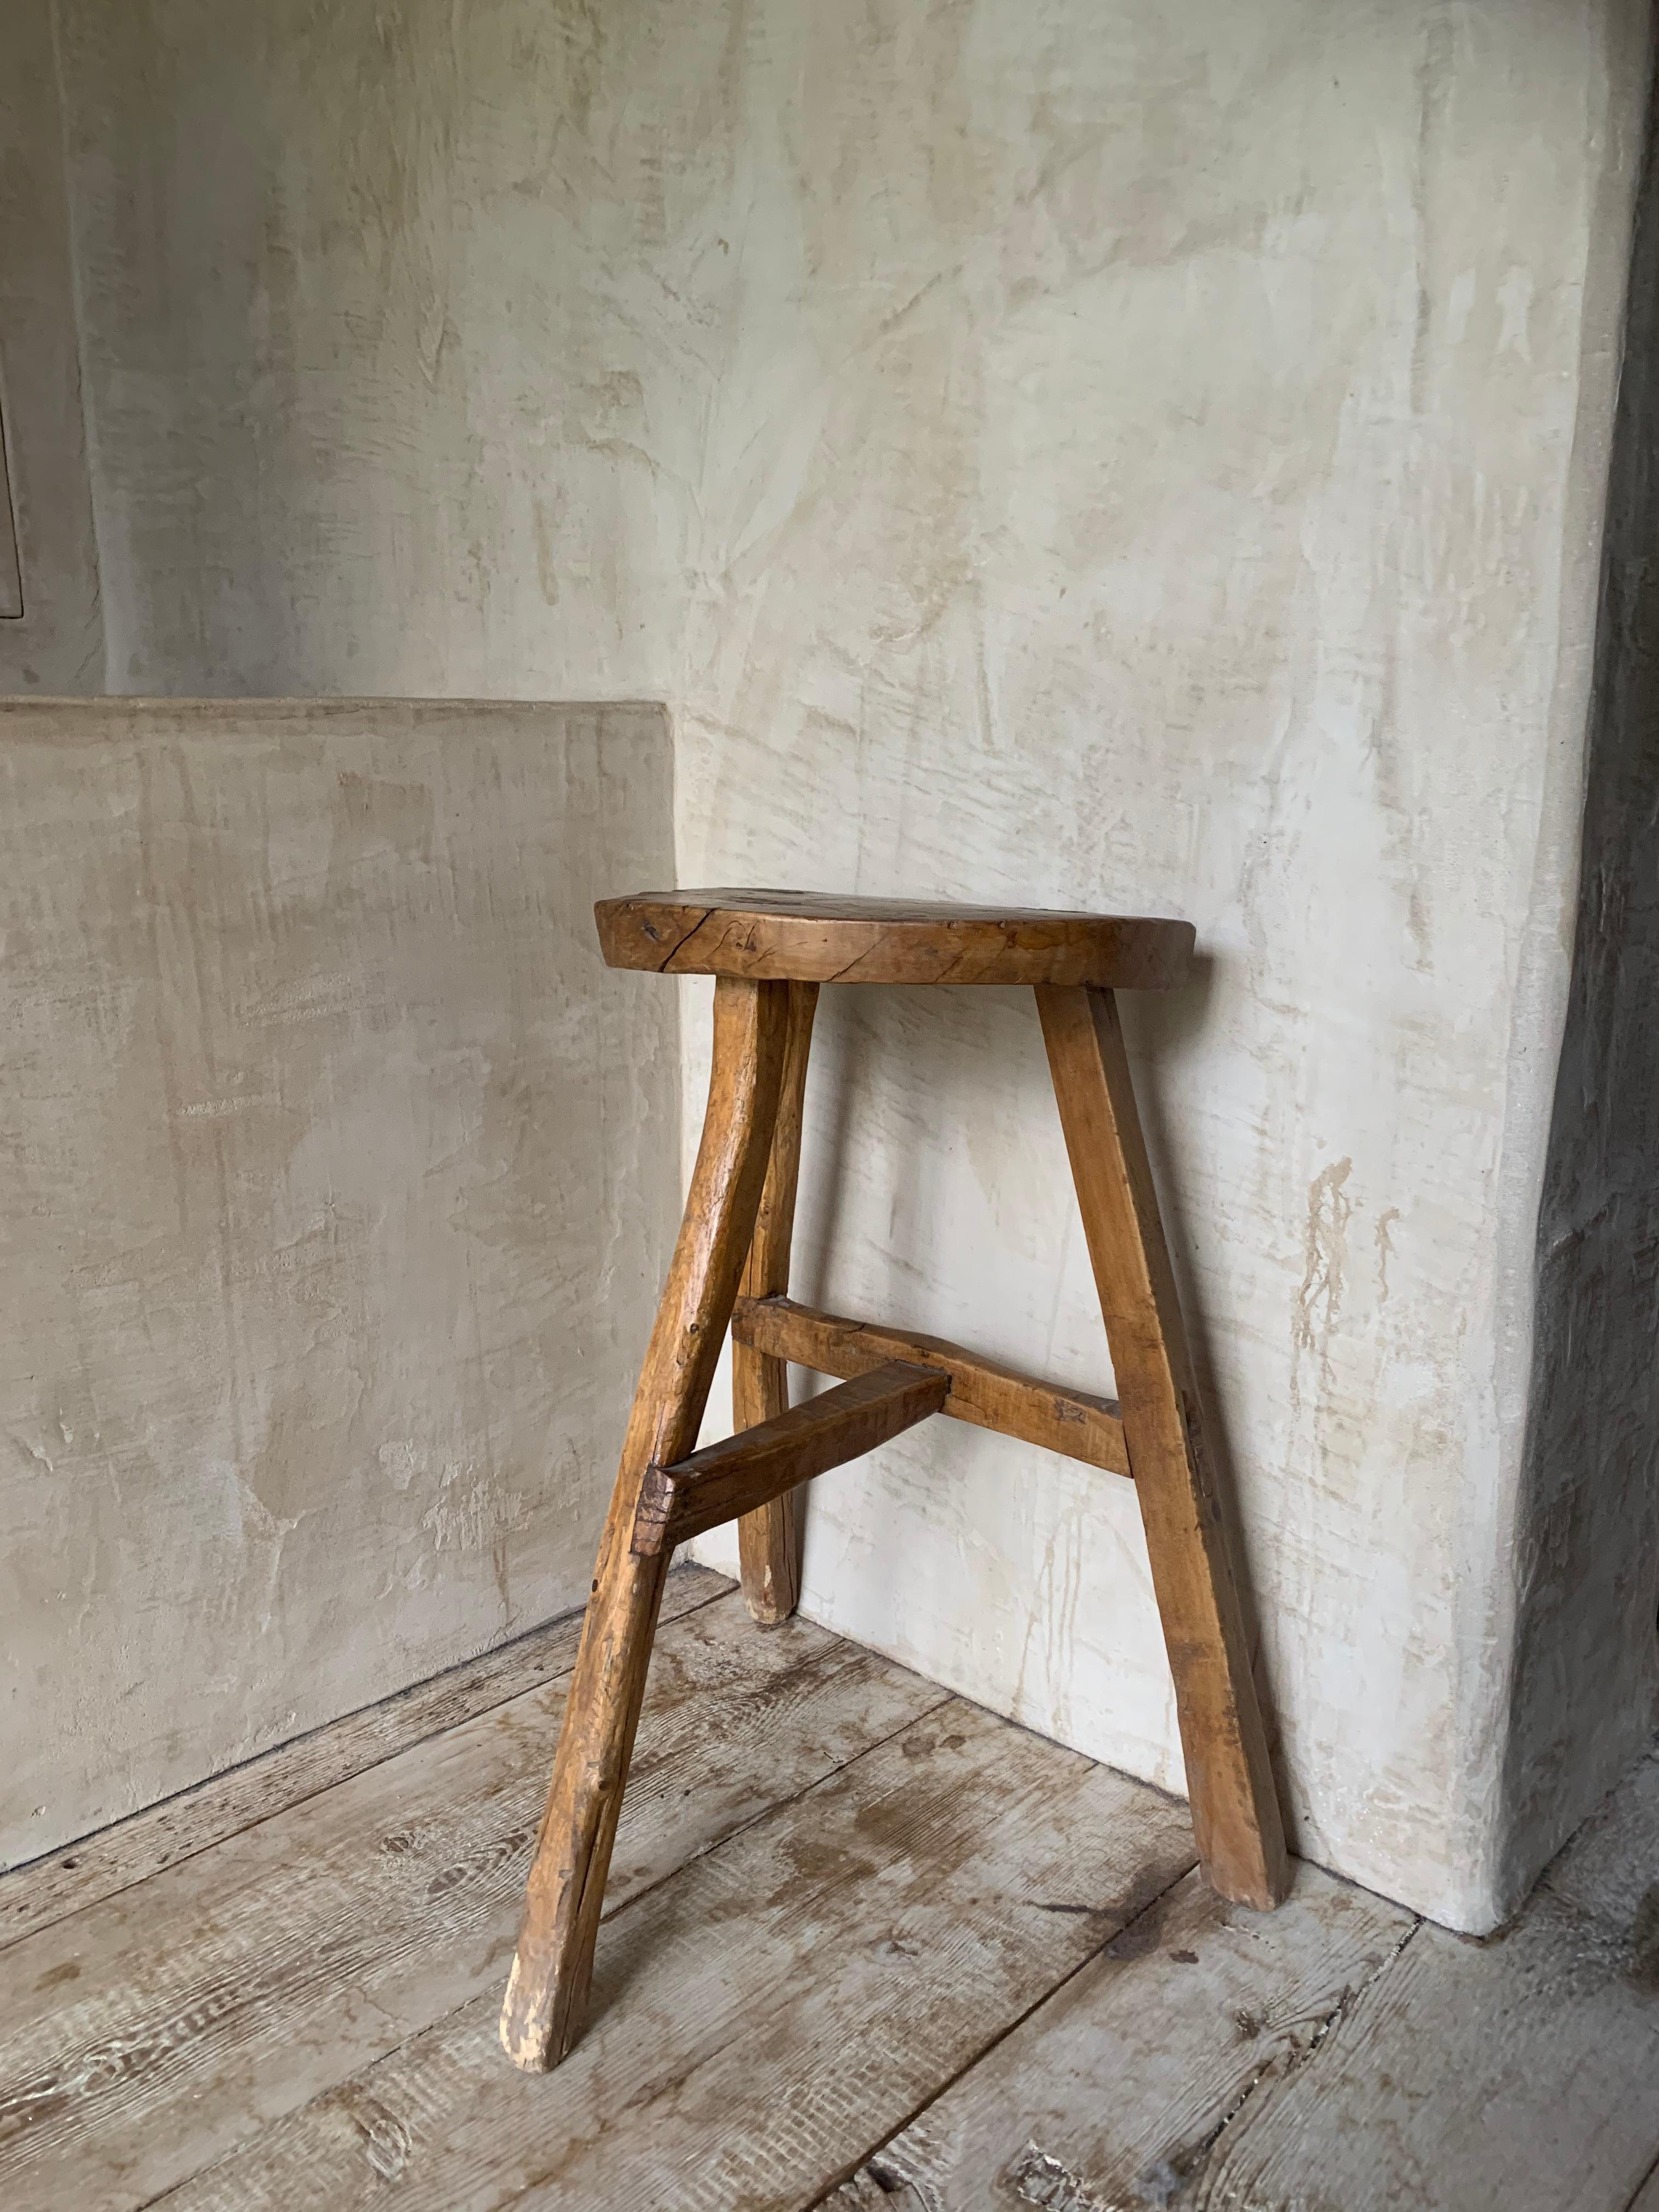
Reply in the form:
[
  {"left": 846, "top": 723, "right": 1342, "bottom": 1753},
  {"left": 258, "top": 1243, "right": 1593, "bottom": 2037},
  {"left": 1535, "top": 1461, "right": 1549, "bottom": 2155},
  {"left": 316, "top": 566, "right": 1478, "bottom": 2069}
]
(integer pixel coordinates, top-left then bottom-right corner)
[{"left": 595, "top": 889, "right": 1195, "bottom": 988}]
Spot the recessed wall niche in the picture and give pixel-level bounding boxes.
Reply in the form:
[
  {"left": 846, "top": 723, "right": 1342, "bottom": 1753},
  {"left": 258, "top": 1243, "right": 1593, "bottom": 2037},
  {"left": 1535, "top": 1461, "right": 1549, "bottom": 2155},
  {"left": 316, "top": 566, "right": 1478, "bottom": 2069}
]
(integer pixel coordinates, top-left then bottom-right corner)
[{"left": 0, "top": 0, "right": 103, "bottom": 690}]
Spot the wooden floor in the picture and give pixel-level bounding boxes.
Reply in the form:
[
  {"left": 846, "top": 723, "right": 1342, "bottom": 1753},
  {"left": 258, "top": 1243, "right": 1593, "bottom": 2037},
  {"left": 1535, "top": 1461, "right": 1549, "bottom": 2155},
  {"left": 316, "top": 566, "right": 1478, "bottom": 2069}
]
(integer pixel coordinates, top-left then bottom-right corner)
[{"left": 2, "top": 1565, "right": 1656, "bottom": 2212}]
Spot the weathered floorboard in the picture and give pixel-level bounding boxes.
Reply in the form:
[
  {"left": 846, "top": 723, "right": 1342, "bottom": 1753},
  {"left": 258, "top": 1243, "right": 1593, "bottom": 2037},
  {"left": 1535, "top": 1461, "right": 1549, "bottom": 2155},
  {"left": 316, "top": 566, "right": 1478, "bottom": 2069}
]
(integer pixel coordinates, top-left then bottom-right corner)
[
  {"left": 0, "top": 1565, "right": 729, "bottom": 1949},
  {"left": 0, "top": 1595, "right": 945, "bottom": 2212},
  {"left": 155, "top": 1702, "right": 1199, "bottom": 2212},
  {"left": 1196, "top": 1750, "right": 1659, "bottom": 2212},
  {"left": 6, "top": 1598, "right": 1654, "bottom": 2212},
  {"left": 831, "top": 1863, "right": 1413, "bottom": 2209},
  {"left": 823, "top": 2175, "right": 927, "bottom": 2211}
]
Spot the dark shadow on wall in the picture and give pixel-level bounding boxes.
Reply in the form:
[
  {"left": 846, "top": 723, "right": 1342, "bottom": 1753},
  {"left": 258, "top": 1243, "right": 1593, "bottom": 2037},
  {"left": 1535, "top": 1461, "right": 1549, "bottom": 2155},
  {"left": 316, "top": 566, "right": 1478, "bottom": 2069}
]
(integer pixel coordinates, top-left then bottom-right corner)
[{"left": 1500, "top": 48, "right": 1659, "bottom": 1911}]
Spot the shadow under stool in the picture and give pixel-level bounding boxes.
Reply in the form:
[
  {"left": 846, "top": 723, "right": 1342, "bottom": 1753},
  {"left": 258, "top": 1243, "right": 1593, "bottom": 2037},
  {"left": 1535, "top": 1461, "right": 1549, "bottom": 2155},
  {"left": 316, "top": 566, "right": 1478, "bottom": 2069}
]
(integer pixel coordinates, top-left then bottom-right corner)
[{"left": 500, "top": 888, "right": 1290, "bottom": 2073}]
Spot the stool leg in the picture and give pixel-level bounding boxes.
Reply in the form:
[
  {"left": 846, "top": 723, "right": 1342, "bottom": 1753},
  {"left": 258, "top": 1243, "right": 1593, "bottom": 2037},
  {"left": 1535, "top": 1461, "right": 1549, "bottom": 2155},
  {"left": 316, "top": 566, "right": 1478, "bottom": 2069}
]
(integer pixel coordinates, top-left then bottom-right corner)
[
  {"left": 734, "top": 980, "right": 819, "bottom": 1623},
  {"left": 499, "top": 975, "right": 791, "bottom": 2071},
  {"left": 1036, "top": 984, "right": 1290, "bottom": 1910}
]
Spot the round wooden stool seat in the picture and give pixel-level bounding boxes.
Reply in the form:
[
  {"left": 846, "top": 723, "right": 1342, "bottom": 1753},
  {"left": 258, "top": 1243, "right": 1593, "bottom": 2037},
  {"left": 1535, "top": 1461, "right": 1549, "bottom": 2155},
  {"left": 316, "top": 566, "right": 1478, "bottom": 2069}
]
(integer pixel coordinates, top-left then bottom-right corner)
[{"left": 596, "top": 888, "right": 1194, "bottom": 989}]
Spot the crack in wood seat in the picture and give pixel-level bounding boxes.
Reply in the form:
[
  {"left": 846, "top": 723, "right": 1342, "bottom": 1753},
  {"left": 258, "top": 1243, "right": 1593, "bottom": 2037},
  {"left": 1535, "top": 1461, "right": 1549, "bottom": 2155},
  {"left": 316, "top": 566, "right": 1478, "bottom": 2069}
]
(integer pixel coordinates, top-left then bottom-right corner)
[
  {"left": 500, "top": 888, "right": 1288, "bottom": 2075},
  {"left": 596, "top": 889, "right": 1195, "bottom": 989}
]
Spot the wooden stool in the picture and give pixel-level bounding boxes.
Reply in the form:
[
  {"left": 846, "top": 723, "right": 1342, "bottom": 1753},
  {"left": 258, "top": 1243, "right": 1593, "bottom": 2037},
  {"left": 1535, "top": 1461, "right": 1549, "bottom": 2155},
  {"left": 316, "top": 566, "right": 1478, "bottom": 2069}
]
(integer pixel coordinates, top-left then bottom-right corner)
[{"left": 499, "top": 890, "right": 1289, "bottom": 2072}]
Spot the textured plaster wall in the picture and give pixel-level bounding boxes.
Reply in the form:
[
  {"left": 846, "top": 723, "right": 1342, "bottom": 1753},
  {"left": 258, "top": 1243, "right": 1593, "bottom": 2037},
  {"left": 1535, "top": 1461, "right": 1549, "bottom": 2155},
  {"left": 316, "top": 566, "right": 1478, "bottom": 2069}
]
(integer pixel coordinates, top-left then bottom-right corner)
[
  {"left": 0, "top": 700, "right": 676, "bottom": 1866},
  {"left": 1502, "top": 61, "right": 1659, "bottom": 1910},
  {"left": 46, "top": 0, "right": 1652, "bottom": 1925}
]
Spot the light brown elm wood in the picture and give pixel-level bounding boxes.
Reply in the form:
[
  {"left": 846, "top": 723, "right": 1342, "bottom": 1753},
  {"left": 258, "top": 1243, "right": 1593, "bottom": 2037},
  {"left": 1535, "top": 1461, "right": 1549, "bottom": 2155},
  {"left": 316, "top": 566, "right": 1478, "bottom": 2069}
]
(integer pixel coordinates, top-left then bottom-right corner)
[
  {"left": 634, "top": 1362, "right": 950, "bottom": 1557},
  {"left": 733, "top": 978, "right": 819, "bottom": 1623},
  {"left": 595, "top": 888, "right": 1196, "bottom": 989},
  {"left": 732, "top": 1294, "right": 1132, "bottom": 1477},
  {"left": 0, "top": 1596, "right": 947, "bottom": 2212},
  {"left": 1037, "top": 984, "right": 1289, "bottom": 1912},
  {"left": 155, "top": 1701, "right": 1199, "bottom": 2212},
  {"left": 1196, "top": 1747, "right": 1659, "bottom": 2211},
  {"left": 499, "top": 974, "right": 791, "bottom": 2074},
  {"left": 0, "top": 1565, "right": 729, "bottom": 1953},
  {"left": 828, "top": 1863, "right": 1414, "bottom": 2210}
]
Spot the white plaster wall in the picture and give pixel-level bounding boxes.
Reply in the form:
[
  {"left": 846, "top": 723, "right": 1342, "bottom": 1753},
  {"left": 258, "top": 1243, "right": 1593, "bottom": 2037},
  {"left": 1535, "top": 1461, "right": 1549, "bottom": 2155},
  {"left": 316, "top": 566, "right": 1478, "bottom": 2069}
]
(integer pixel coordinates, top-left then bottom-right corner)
[
  {"left": 674, "top": 2, "right": 1652, "bottom": 1932},
  {"left": 0, "top": 701, "right": 676, "bottom": 1866},
  {"left": 49, "top": 0, "right": 1651, "bottom": 1925}
]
